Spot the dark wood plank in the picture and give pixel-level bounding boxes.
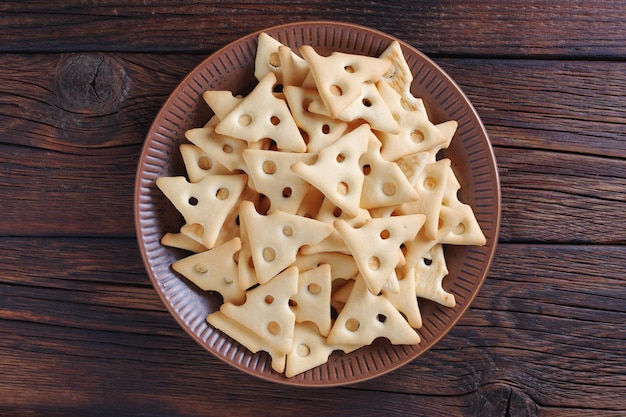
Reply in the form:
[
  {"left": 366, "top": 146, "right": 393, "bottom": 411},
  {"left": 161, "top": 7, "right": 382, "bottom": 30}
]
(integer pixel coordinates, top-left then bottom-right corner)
[
  {"left": 1, "top": 239, "right": 624, "bottom": 415},
  {"left": 495, "top": 147, "right": 626, "bottom": 244},
  {"left": 439, "top": 59, "right": 626, "bottom": 159},
  {"left": 1, "top": 1, "right": 625, "bottom": 58},
  {"left": 0, "top": 53, "right": 204, "bottom": 153}
]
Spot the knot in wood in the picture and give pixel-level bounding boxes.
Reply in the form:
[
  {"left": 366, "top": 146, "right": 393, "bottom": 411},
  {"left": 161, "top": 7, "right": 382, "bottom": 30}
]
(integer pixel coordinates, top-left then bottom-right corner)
[{"left": 55, "top": 53, "right": 126, "bottom": 114}]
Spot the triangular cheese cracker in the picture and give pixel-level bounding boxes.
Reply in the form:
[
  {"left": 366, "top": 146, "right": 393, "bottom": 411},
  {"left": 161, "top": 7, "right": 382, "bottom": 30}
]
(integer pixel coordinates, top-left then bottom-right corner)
[
  {"left": 413, "top": 244, "right": 455, "bottom": 308},
  {"left": 185, "top": 126, "right": 249, "bottom": 173},
  {"left": 291, "top": 264, "right": 333, "bottom": 336},
  {"left": 394, "top": 151, "right": 430, "bottom": 187},
  {"left": 254, "top": 33, "right": 308, "bottom": 86},
  {"left": 156, "top": 174, "right": 247, "bottom": 249},
  {"left": 360, "top": 132, "right": 419, "bottom": 210},
  {"left": 213, "top": 185, "right": 258, "bottom": 248},
  {"left": 397, "top": 158, "right": 451, "bottom": 240},
  {"left": 172, "top": 237, "right": 245, "bottom": 305},
  {"left": 301, "top": 198, "right": 371, "bottom": 255},
  {"left": 202, "top": 90, "right": 242, "bottom": 120},
  {"left": 242, "top": 149, "right": 316, "bottom": 214},
  {"left": 215, "top": 73, "right": 306, "bottom": 152},
  {"left": 379, "top": 40, "right": 427, "bottom": 115},
  {"left": 377, "top": 80, "right": 453, "bottom": 161},
  {"left": 292, "top": 252, "right": 359, "bottom": 282},
  {"left": 334, "top": 214, "right": 425, "bottom": 295},
  {"left": 309, "top": 81, "right": 400, "bottom": 134},
  {"left": 180, "top": 143, "right": 230, "bottom": 183},
  {"left": 291, "top": 124, "right": 370, "bottom": 217},
  {"left": 427, "top": 120, "right": 458, "bottom": 163},
  {"left": 207, "top": 310, "right": 286, "bottom": 373},
  {"left": 403, "top": 205, "right": 466, "bottom": 272},
  {"left": 283, "top": 86, "right": 349, "bottom": 153},
  {"left": 285, "top": 321, "right": 362, "bottom": 378},
  {"left": 383, "top": 267, "right": 422, "bottom": 328},
  {"left": 160, "top": 231, "right": 207, "bottom": 253},
  {"left": 239, "top": 201, "right": 333, "bottom": 284},
  {"left": 440, "top": 165, "right": 487, "bottom": 246},
  {"left": 220, "top": 266, "right": 299, "bottom": 355},
  {"left": 300, "top": 45, "right": 392, "bottom": 117},
  {"left": 277, "top": 45, "right": 310, "bottom": 87},
  {"left": 327, "top": 276, "right": 420, "bottom": 346}
]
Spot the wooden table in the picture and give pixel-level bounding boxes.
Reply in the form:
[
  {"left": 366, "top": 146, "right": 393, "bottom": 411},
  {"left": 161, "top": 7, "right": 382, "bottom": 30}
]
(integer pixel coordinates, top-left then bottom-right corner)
[{"left": 1, "top": 2, "right": 625, "bottom": 416}]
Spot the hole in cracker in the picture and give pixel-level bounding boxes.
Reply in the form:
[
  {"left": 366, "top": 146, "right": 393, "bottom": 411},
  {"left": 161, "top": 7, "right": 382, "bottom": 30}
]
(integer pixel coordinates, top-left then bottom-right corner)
[
  {"left": 376, "top": 313, "right": 387, "bottom": 323},
  {"left": 423, "top": 177, "right": 437, "bottom": 190},
  {"left": 321, "top": 124, "right": 330, "bottom": 135},
  {"left": 368, "top": 256, "right": 381, "bottom": 270},
  {"left": 423, "top": 257, "right": 433, "bottom": 266},
  {"left": 198, "top": 157, "right": 212, "bottom": 170},
  {"left": 267, "top": 139, "right": 279, "bottom": 151},
  {"left": 362, "top": 164, "right": 371, "bottom": 175},
  {"left": 382, "top": 181, "right": 397, "bottom": 196},
  {"left": 222, "top": 144, "right": 234, "bottom": 154},
  {"left": 345, "top": 318, "right": 360, "bottom": 332},
  {"left": 411, "top": 130, "right": 425, "bottom": 143},
  {"left": 332, "top": 207, "right": 343, "bottom": 218},
  {"left": 336, "top": 153, "right": 346, "bottom": 163},
  {"left": 264, "top": 295, "right": 275, "bottom": 305},
  {"left": 223, "top": 276, "right": 234, "bottom": 285},
  {"left": 262, "top": 247, "right": 276, "bottom": 262},
  {"left": 262, "top": 160, "right": 277, "bottom": 175},
  {"left": 362, "top": 98, "right": 372, "bottom": 107},
  {"left": 453, "top": 223, "right": 466, "bottom": 235},
  {"left": 216, "top": 188, "right": 230, "bottom": 200},
  {"left": 380, "top": 229, "right": 391, "bottom": 240},
  {"left": 337, "top": 181, "right": 349, "bottom": 195},
  {"left": 329, "top": 85, "right": 343, "bottom": 96},
  {"left": 296, "top": 344, "right": 311, "bottom": 357},
  {"left": 289, "top": 299, "right": 298, "bottom": 307},
  {"left": 188, "top": 197, "right": 199, "bottom": 206},
  {"left": 268, "top": 52, "right": 280, "bottom": 68},
  {"left": 300, "top": 129, "right": 310, "bottom": 145},
  {"left": 270, "top": 115, "right": 281, "bottom": 126},
  {"left": 282, "top": 187, "right": 292, "bottom": 198},
  {"left": 344, "top": 65, "right": 355, "bottom": 73},
  {"left": 282, "top": 225, "right": 293, "bottom": 236},
  {"left": 194, "top": 263, "right": 208, "bottom": 273},
  {"left": 267, "top": 321, "right": 281, "bottom": 335},
  {"left": 238, "top": 114, "right": 252, "bottom": 126},
  {"left": 307, "top": 282, "right": 322, "bottom": 295}
]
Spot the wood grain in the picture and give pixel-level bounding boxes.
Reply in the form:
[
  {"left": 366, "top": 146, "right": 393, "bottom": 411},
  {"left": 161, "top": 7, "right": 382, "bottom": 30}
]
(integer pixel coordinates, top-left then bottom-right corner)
[
  {"left": 1, "top": 239, "right": 624, "bottom": 416},
  {"left": 0, "top": 1, "right": 625, "bottom": 58}
]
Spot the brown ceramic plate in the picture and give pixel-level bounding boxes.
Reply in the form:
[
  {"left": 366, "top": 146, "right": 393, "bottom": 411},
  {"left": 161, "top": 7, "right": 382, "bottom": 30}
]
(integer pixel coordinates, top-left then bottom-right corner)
[{"left": 135, "top": 21, "right": 500, "bottom": 387}]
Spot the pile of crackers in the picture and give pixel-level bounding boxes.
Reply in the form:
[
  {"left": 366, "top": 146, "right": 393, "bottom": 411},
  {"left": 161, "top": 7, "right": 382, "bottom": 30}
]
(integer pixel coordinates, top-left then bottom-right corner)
[{"left": 156, "top": 33, "right": 486, "bottom": 377}]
